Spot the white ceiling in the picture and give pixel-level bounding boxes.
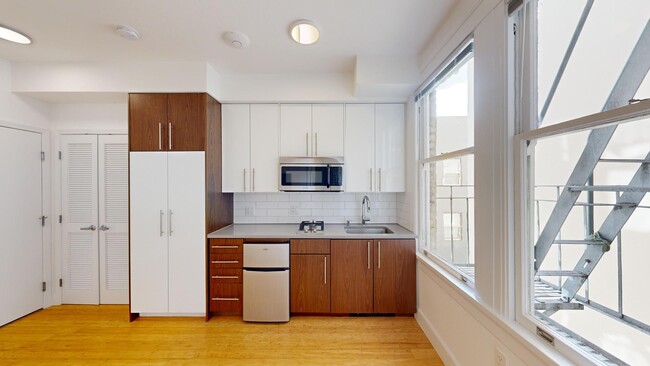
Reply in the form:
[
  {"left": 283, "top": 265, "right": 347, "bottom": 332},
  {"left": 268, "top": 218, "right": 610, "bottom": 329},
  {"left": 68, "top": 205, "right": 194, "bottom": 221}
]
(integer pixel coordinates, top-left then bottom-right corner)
[{"left": 0, "top": 0, "right": 455, "bottom": 75}]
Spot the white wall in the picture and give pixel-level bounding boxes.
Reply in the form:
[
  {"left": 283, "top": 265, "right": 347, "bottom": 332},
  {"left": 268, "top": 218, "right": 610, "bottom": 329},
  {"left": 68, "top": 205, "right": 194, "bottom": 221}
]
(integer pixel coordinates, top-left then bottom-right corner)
[
  {"left": 0, "top": 59, "right": 50, "bottom": 130},
  {"left": 50, "top": 103, "right": 127, "bottom": 132}
]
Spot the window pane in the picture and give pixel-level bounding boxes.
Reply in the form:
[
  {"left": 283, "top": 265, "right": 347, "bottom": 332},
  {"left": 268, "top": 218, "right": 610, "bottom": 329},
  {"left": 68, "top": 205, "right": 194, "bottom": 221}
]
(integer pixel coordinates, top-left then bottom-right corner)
[
  {"left": 537, "top": 0, "right": 650, "bottom": 127},
  {"left": 527, "top": 117, "right": 650, "bottom": 364}
]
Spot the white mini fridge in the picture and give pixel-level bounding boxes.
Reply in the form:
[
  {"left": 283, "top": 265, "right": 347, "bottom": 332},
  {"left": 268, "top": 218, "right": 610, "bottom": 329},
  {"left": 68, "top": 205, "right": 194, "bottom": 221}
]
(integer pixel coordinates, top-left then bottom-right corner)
[{"left": 242, "top": 242, "right": 290, "bottom": 322}]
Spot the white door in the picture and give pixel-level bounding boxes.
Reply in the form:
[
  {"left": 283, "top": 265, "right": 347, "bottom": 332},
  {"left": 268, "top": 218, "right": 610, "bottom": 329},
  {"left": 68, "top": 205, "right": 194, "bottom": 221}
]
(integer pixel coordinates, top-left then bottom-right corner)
[
  {"left": 0, "top": 127, "right": 43, "bottom": 326},
  {"left": 222, "top": 104, "right": 250, "bottom": 192},
  {"left": 345, "top": 104, "right": 375, "bottom": 192},
  {"left": 167, "top": 152, "right": 205, "bottom": 313},
  {"left": 250, "top": 104, "right": 279, "bottom": 192},
  {"left": 98, "top": 135, "right": 129, "bottom": 304},
  {"left": 280, "top": 104, "right": 312, "bottom": 156},
  {"left": 129, "top": 152, "right": 168, "bottom": 313},
  {"left": 61, "top": 135, "right": 99, "bottom": 304},
  {"left": 375, "top": 104, "right": 405, "bottom": 192},
  {"left": 312, "top": 104, "right": 344, "bottom": 157}
]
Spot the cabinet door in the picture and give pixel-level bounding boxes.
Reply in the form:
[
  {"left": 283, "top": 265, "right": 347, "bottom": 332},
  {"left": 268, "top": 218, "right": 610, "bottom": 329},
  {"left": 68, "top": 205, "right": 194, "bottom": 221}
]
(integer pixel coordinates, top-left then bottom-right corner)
[
  {"left": 312, "top": 104, "right": 344, "bottom": 157},
  {"left": 331, "top": 240, "right": 373, "bottom": 313},
  {"left": 373, "top": 240, "right": 416, "bottom": 314},
  {"left": 167, "top": 152, "right": 206, "bottom": 314},
  {"left": 129, "top": 152, "right": 168, "bottom": 313},
  {"left": 290, "top": 255, "right": 330, "bottom": 313},
  {"left": 129, "top": 94, "right": 168, "bottom": 151},
  {"left": 344, "top": 104, "right": 375, "bottom": 192},
  {"left": 250, "top": 104, "right": 279, "bottom": 192},
  {"left": 222, "top": 104, "right": 250, "bottom": 192},
  {"left": 375, "top": 104, "right": 405, "bottom": 192},
  {"left": 168, "top": 93, "right": 206, "bottom": 151},
  {"left": 280, "top": 104, "right": 312, "bottom": 156}
]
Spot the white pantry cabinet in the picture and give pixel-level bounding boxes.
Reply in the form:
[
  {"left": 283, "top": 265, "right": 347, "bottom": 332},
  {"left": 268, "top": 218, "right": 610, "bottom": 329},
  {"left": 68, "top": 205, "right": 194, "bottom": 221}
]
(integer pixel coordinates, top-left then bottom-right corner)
[
  {"left": 344, "top": 104, "right": 405, "bottom": 192},
  {"left": 130, "top": 152, "right": 206, "bottom": 314},
  {"left": 280, "top": 104, "right": 344, "bottom": 157},
  {"left": 222, "top": 104, "right": 279, "bottom": 192}
]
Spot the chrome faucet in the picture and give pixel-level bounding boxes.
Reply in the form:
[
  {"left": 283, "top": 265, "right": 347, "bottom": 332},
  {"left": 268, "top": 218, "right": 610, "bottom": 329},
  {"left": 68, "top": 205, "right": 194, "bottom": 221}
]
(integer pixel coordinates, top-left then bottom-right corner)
[{"left": 361, "top": 195, "right": 371, "bottom": 224}]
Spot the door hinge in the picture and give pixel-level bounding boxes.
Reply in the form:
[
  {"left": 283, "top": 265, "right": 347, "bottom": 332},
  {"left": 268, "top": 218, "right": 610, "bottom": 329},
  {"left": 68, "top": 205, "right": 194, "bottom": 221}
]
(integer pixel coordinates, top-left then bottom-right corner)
[
  {"left": 41, "top": 151, "right": 45, "bottom": 161},
  {"left": 513, "top": 23, "right": 517, "bottom": 36},
  {"left": 59, "top": 215, "right": 63, "bottom": 224},
  {"left": 42, "top": 282, "right": 46, "bottom": 292},
  {"left": 58, "top": 151, "right": 62, "bottom": 160},
  {"left": 40, "top": 216, "right": 47, "bottom": 227},
  {"left": 59, "top": 278, "right": 63, "bottom": 287}
]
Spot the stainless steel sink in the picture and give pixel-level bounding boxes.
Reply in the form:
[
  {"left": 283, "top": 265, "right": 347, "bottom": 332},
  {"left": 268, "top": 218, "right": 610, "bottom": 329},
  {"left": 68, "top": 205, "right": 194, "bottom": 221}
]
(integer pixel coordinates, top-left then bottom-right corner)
[{"left": 344, "top": 226, "right": 393, "bottom": 234}]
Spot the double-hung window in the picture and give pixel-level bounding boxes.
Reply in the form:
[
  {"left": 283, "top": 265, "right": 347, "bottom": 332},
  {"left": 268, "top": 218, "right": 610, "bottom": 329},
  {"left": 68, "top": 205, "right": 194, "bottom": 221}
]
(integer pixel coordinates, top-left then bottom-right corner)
[{"left": 417, "top": 41, "right": 475, "bottom": 283}]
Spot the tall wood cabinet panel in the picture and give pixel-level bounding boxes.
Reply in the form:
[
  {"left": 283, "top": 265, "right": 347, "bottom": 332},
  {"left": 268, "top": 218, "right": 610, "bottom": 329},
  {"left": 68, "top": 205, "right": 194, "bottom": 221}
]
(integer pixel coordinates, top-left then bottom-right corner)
[
  {"left": 331, "top": 240, "right": 373, "bottom": 313},
  {"left": 373, "top": 240, "right": 416, "bottom": 314},
  {"left": 167, "top": 93, "right": 206, "bottom": 151},
  {"left": 129, "top": 94, "right": 168, "bottom": 151}
]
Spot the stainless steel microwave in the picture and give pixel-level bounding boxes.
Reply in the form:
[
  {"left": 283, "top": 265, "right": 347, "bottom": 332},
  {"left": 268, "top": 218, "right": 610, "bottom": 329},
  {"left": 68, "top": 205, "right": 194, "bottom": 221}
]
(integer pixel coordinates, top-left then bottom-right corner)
[{"left": 279, "top": 157, "right": 344, "bottom": 192}]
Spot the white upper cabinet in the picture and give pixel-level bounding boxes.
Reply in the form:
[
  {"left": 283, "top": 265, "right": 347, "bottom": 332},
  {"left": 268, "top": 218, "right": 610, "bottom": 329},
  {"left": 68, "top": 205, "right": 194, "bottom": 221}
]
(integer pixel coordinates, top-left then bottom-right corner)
[
  {"left": 280, "top": 104, "right": 312, "bottom": 156},
  {"left": 345, "top": 104, "right": 375, "bottom": 192},
  {"left": 312, "top": 104, "right": 344, "bottom": 157},
  {"left": 222, "top": 104, "right": 250, "bottom": 192},
  {"left": 250, "top": 104, "right": 280, "bottom": 192},
  {"left": 345, "top": 104, "right": 405, "bottom": 193},
  {"left": 375, "top": 104, "right": 405, "bottom": 192},
  {"left": 222, "top": 104, "right": 279, "bottom": 192}
]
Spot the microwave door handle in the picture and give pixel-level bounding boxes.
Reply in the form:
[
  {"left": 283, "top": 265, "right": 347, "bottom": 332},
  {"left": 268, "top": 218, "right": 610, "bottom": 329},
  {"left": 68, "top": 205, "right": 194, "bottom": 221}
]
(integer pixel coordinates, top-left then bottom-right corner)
[{"left": 327, "top": 165, "right": 331, "bottom": 188}]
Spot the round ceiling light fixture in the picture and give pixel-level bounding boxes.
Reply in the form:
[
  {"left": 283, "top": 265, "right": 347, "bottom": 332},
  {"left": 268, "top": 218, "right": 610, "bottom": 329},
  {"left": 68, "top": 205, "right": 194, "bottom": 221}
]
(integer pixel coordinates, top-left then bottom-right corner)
[
  {"left": 290, "top": 20, "right": 320, "bottom": 45},
  {"left": 223, "top": 31, "right": 250, "bottom": 49},
  {"left": 0, "top": 24, "right": 32, "bottom": 45},
  {"left": 116, "top": 25, "right": 140, "bottom": 41}
]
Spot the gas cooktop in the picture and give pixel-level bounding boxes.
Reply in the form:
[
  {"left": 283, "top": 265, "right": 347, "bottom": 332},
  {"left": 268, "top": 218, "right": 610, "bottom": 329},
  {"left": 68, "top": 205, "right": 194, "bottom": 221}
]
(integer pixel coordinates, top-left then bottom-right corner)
[{"left": 299, "top": 220, "right": 325, "bottom": 233}]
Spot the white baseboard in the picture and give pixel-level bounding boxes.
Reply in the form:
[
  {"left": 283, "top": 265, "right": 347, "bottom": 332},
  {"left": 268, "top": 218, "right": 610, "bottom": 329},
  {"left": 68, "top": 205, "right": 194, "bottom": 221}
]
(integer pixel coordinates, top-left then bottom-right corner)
[{"left": 415, "top": 310, "right": 460, "bottom": 366}]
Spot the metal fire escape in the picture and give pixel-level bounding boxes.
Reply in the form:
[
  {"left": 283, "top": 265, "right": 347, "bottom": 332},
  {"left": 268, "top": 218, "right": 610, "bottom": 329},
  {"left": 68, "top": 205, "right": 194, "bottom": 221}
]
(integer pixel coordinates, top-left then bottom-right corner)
[{"left": 532, "top": 2, "right": 650, "bottom": 343}]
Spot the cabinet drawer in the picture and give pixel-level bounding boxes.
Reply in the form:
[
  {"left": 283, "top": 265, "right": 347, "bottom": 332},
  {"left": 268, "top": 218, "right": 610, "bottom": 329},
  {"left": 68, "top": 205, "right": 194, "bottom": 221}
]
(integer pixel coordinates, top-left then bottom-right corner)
[
  {"left": 210, "top": 253, "right": 243, "bottom": 268},
  {"left": 210, "top": 283, "right": 242, "bottom": 313},
  {"left": 210, "top": 268, "right": 242, "bottom": 284},
  {"left": 209, "top": 239, "right": 243, "bottom": 254},
  {"left": 290, "top": 239, "right": 330, "bottom": 254}
]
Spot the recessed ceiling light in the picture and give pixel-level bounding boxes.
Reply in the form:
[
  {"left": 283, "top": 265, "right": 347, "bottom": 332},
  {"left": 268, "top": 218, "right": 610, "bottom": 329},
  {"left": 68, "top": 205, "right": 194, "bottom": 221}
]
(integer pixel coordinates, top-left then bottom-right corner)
[
  {"left": 223, "top": 31, "right": 250, "bottom": 49},
  {"left": 116, "top": 25, "right": 140, "bottom": 41},
  {"left": 0, "top": 24, "right": 32, "bottom": 45},
  {"left": 290, "top": 20, "right": 320, "bottom": 45}
]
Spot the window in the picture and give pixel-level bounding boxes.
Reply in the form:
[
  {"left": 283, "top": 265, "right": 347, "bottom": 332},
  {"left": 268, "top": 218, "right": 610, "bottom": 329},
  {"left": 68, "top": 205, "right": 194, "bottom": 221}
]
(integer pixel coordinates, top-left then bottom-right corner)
[
  {"left": 418, "top": 41, "right": 475, "bottom": 282},
  {"left": 515, "top": 1, "right": 650, "bottom": 364}
]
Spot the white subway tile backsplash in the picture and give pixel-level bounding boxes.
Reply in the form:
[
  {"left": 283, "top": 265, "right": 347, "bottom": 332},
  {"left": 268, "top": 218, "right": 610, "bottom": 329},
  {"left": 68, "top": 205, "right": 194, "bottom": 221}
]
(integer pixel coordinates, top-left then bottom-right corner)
[{"left": 233, "top": 192, "right": 398, "bottom": 224}]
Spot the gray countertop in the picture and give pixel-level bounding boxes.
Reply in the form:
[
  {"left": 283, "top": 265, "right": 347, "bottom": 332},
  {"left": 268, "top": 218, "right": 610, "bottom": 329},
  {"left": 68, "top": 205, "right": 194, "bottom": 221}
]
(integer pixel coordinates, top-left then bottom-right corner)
[{"left": 207, "top": 223, "right": 417, "bottom": 239}]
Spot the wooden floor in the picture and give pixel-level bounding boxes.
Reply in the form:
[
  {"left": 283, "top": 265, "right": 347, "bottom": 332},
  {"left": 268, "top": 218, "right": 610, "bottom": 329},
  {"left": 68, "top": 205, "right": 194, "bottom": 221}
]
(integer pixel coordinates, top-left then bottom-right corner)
[{"left": 0, "top": 305, "right": 444, "bottom": 365}]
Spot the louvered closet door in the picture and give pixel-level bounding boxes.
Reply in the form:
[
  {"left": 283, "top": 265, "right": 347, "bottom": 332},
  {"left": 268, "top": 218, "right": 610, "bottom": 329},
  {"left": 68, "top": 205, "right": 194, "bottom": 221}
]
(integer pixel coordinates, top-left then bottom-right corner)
[
  {"left": 61, "top": 135, "right": 100, "bottom": 304},
  {"left": 98, "top": 135, "right": 129, "bottom": 304}
]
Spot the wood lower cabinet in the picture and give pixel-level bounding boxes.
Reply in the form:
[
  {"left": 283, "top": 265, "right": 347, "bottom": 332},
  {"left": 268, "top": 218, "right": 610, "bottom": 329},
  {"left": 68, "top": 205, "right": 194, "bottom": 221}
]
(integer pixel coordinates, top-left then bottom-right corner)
[
  {"left": 129, "top": 93, "right": 206, "bottom": 152},
  {"left": 331, "top": 240, "right": 374, "bottom": 314},
  {"left": 331, "top": 239, "right": 416, "bottom": 314},
  {"left": 373, "top": 240, "right": 416, "bottom": 314},
  {"left": 208, "top": 239, "right": 243, "bottom": 314},
  {"left": 290, "top": 239, "right": 331, "bottom": 313}
]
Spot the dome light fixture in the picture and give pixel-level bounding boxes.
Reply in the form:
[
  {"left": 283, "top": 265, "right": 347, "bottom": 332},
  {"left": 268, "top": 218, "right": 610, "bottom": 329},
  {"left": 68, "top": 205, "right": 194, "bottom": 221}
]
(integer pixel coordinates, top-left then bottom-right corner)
[
  {"left": 290, "top": 20, "right": 320, "bottom": 45},
  {"left": 0, "top": 24, "right": 32, "bottom": 45},
  {"left": 116, "top": 25, "right": 140, "bottom": 41}
]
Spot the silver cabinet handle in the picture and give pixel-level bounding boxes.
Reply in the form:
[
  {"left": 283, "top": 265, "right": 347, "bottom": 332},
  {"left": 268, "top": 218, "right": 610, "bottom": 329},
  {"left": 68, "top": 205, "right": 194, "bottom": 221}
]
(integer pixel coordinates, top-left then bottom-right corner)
[
  {"left": 211, "top": 275, "right": 240, "bottom": 279},
  {"left": 80, "top": 225, "right": 96, "bottom": 231},
  {"left": 252, "top": 168, "right": 255, "bottom": 192},
  {"left": 212, "top": 297, "right": 240, "bottom": 301},
  {"left": 212, "top": 260, "right": 239, "bottom": 264},
  {"left": 324, "top": 256, "right": 327, "bottom": 284},
  {"left": 159, "top": 210, "right": 164, "bottom": 237},
  {"left": 211, "top": 245, "right": 239, "bottom": 249},
  {"left": 168, "top": 122, "right": 173, "bottom": 150},
  {"left": 158, "top": 123, "right": 162, "bottom": 150},
  {"left": 306, "top": 133, "right": 309, "bottom": 156},
  {"left": 369, "top": 168, "right": 373, "bottom": 191},
  {"left": 378, "top": 168, "right": 382, "bottom": 192},
  {"left": 367, "top": 241, "right": 371, "bottom": 270},
  {"left": 99, "top": 225, "right": 110, "bottom": 231},
  {"left": 169, "top": 209, "right": 173, "bottom": 236},
  {"left": 378, "top": 241, "right": 381, "bottom": 269},
  {"left": 243, "top": 169, "right": 246, "bottom": 192}
]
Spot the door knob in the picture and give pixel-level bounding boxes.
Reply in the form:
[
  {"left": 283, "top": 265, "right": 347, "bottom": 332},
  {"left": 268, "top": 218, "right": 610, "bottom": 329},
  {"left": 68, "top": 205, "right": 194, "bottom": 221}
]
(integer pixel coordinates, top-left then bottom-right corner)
[
  {"left": 80, "top": 225, "right": 97, "bottom": 231},
  {"left": 99, "top": 225, "right": 110, "bottom": 231}
]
